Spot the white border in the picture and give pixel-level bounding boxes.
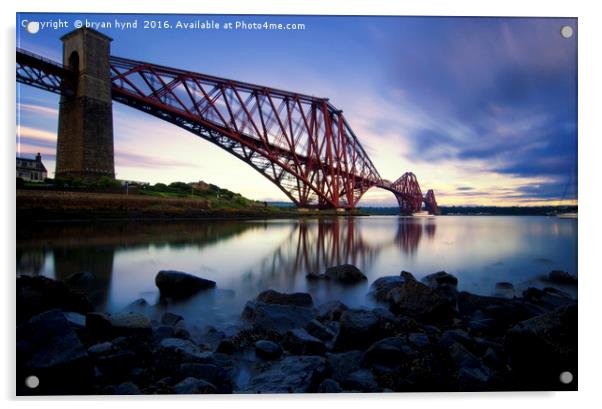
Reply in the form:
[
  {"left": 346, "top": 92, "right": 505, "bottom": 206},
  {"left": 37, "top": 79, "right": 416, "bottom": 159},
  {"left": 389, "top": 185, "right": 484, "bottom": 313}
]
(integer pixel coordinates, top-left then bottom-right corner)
[{"left": 3, "top": 0, "right": 601, "bottom": 408}]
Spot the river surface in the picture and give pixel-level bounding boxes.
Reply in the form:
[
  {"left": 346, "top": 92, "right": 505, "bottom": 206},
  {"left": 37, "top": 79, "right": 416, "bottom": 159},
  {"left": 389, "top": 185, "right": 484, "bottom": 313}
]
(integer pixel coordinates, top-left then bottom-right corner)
[{"left": 17, "top": 216, "right": 577, "bottom": 334}]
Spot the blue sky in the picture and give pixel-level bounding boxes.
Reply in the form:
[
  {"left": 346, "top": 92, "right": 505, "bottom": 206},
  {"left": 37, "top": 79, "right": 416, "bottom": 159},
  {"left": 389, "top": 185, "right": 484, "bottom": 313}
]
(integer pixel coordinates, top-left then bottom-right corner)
[{"left": 16, "top": 14, "right": 577, "bottom": 206}]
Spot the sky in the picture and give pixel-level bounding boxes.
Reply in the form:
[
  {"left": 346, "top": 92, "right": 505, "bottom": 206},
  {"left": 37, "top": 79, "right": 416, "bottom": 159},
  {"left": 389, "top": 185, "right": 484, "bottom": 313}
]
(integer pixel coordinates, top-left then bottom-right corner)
[{"left": 16, "top": 14, "right": 578, "bottom": 206}]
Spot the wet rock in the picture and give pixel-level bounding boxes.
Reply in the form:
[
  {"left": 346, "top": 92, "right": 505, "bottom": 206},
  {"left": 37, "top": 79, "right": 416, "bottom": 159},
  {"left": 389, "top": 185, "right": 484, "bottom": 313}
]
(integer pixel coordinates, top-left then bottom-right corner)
[
  {"left": 457, "top": 292, "right": 537, "bottom": 332},
  {"left": 363, "top": 337, "right": 417, "bottom": 368},
  {"left": 242, "top": 301, "right": 315, "bottom": 333},
  {"left": 256, "top": 289, "right": 314, "bottom": 307},
  {"left": 255, "top": 339, "right": 283, "bottom": 360},
  {"left": 493, "top": 282, "right": 515, "bottom": 299},
  {"left": 326, "top": 350, "right": 364, "bottom": 383},
  {"left": 96, "top": 350, "right": 138, "bottom": 380},
  {"left": 387, "top": 279, "right": 454, "bottom": 321},
  {"left": 173, "top": 320, "right": 191, "bottom": 340},
  {"left": 324, "top": 264, "right": 367, "bottom": 284},
  {"left": 306, "top": 272, "right": 329, "bottom": 281},
  {"left": 178, "top": 363, "right": 220, "bottom": 384},
  {"left": 505, "top": 304, "right": 577, "bottom": 389},
  {"left": 316, "top": 301, "right": 349, "bottom": 322},
  {"left": 284, "top": 328, "right": 327, "bottom": 355},
  {"left": 369, "top": 275, "right": 407, "bottom": 302},
  {"left": 305, "top": 319, "right": 337, "bottom": 342},
  {"left": 88, "top": 341, "right": 114, "bottom": 356},
  {"left": 122, "top": 298, "right": 148, "bottom": 312},
  {"left": 155, "top": 338, "right": 214, "bottom": 372},
  {"left": 240, "top": 355, "right": 330, "bottom": 393},
  {"left": 523, "top": 287, "right": 576, "bottom": 312},
  {"left": 155, "top": 270, "right": 216, "bottom": 299},
  {"left": 545, "top": 270, "right": 577, "bottom": 286},
  {"left": 153, "top": 325, "right": 175, "bottom": 342},
  {"left": 173, "top": 377, "right": 217, "bottom": 394},
  {"left": 17, "top": 275, "right": 93, "bottom": 324},
  {"left": 422, "top": 271, "right": 458, "bottom": 288},
  {"left": 408, "top": 332, "right": 430, "bottom": 348},
  {"left": 342, "top": 369, "right": 380, "bottom": 392},
  {"left": 334, "top": 309, "right": 381, "bottom": 350},
  {"left": 17, "top": 309, "right": 93, "bottom": 394},
  {"left": 160, "top": 312, "right": 183, "bottom": 327},
  {"left": 449, "top": 342, "right": 481, "bottom": 368},
  {"left": 317, "top": 378, "right": 343, "bottom": 393},
  {"left": 449, "top": 342, "right": 492, "bottom": 390},
  {"left": 111, "top": 381, "right": 141, "bottom": 395},
  {"left": 108, "top": 312, "right": 152, "bottom": 335},
  {"left": 216, "top": 339, "right": 236, "bottom": 354},
  {"left": 63, "top": 311, "right": 86, "bottom": 329},
  {"left": 439, "top": 329, "right": 476, "bottom": 351}
]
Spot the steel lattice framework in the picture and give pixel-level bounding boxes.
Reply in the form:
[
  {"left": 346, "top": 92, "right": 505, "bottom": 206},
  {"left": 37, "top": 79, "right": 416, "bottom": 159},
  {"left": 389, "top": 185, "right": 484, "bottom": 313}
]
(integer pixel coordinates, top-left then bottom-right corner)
[{"left": 16, "top": 49, "right": 441, "bottom": 213}]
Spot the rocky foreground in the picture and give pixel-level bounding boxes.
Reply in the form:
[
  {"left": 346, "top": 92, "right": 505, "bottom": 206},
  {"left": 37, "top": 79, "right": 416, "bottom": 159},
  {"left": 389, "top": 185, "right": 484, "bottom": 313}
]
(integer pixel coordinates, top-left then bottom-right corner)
[{"left": 16, "top": 268, "right": 577, "bottom": 395}]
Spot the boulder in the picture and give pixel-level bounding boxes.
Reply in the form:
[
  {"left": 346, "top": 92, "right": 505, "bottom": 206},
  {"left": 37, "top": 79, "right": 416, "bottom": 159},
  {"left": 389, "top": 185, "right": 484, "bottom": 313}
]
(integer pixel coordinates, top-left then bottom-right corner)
[
  {"left": 255, "top": 339, "right": 283, "bottom": 360},
  {"left": 369, "top": 275, "right": 407, "bottom": 302},
  {"left": 178, "top": 363, "right": 220, "bottom": 384},
  {"left": 317, "top": 378, "right": 343, "bottom": 393},
  {"left": 316, "top": 301, "right": 349, "bottom": 322},
  {"left": 111, "top": 381, "right": 141, "bottom": 395},
  {"left": 522, "top": 287, "right": 575, "bottom": 312},
  {"left": 306, "top": 272, "right": 329, "bottom": 281},
  {"left": 545, "top": 270, "right": 577, "bottom": 286},
  {"left": 242, "top": 301, "right": 316, "bottom": 333},
  {"left": 422, "top": 271, "right": 458, "bottom": 288},
  {"left": 408, "top": 332, "right": 430, "bottom": 348},
  {"left": 240, "top": 356, "right": 330, "bottom": 393},
  {"left": 86, "top": 311, "right": 152, "bottom": 337},
  {"left": 505, "top": 304, "right": 577, "bottom": 389},
  {"left": 334, "top": 309, "right": 381, "bottom": 350},
  {"left": 457, "top": 292, "right": 537, "bottom": 332},
  {"left": 493, "top": 282, "right": 515, "bottom": 299},
  {"left": 341, "top": 369, "right": 380, "bottom": 392},
  {"left": 362, "top": 337, "right": 417, "bottom": 368},
  {"left": 155, "top": 270, "right": 216, "bottom": 299},
  {"left": 324, "top": 264, "right": 367, "bottom": 284},
  {"left": 173, "top": 377, "right": 217, "bottom": 394},
  {"left": 161, "top": 312, "right": 184, "bottom": 327},
  {"left": 283, "top": 328, "right": 327, "bottom": 355},
  {"left": 305, "top": 319, "right": 337, "bottom": 342},
  {"left": 17, "top": 309, "right": 93, "bottom": 395},
  {"left": 96, "top": 350, "right": 138, "bottom": 380},
  {"left": 154, "top": 338, "right": 214, "bottom": 372},
  {"left": 326, "top": 350, "right": 364, "bottom": 383},
  {"left": 256, "top": 289, "right": 314, "bottom": 307},
  {"left": 17, "top": 275, "right": 93, "bottom": 324},
  {"left": 387, "top": 279, "right": 454, "bottom": 321}
]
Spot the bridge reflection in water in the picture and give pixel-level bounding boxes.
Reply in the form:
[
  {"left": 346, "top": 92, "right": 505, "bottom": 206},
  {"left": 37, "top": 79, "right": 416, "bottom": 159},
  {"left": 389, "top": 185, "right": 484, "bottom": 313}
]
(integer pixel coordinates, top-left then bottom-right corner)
[{"left": 16, "top": 217, "right": 437, "bottom": 313}]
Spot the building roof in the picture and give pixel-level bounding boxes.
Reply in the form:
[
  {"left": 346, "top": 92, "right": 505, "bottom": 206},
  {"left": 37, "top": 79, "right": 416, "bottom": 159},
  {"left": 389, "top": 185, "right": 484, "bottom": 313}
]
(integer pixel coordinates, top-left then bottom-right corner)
[{"left": 16, "top": 156, "right": 47, "bottom": 173}]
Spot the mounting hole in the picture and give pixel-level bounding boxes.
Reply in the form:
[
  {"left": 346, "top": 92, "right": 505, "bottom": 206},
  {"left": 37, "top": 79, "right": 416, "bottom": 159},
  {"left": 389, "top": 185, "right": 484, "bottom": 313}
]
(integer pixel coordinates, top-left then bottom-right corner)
[
  {"left": 25, "top": 375, "right": 39, "bottom": 389},
  {"left": 559, "top": 371, "right": 573, "bottom": 384},
  {"left": 560, "top": 25, "right": 574, "bottom": 39}
]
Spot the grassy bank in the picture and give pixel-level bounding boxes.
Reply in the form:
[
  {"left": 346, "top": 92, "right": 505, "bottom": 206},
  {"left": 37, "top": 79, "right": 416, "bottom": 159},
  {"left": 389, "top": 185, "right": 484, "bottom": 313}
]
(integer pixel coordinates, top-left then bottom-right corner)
[{"left": 16, "top": 190, "right": 364, "bottom": 221}]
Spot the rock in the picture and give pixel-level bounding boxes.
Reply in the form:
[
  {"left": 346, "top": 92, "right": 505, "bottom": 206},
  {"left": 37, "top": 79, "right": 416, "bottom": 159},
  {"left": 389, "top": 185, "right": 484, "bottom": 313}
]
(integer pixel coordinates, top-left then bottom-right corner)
[
  {"left": 316, "top": 301, "right": 349, "bottom": 322},
  {"left": 17, "top": 275, "right": 93, "bottom": 323},
  {"left": 457, "top": 292, "right": 537, "bottom": 332},
  {"left": 326, "top": 350, "right": 364, "bottom": 383},
  {"left": 362, "top": 337, "right": 417, "bottom": 368},
  {"left": 458, "top": 366, "right": 491, "bottom": 390},
  {"left": 216, "top": 339, "right": 236, "bottom": 354},
  {"left": 96, "top": 350, "right": 138, "bottom": 379},
  {"left": 448, "top": 342, "right": 481, "bottom": 368},
  {"left": 17, "top": 309, "right": 93, "bottom": 394},
  {"left": 284, "top": 328, "right": 327, "bottom": 355},
  {"left": 422, "top": 271, "right": 458, "bottom": 288},
  {"left": 305, "top": 319, "right": 336, "bottom": 342},
  {"left": 63, "top": 311, "right": 86, "bottom": 329},
  {"left": 387, "top": 279, "right": 454, "bottom": 321},
  {"left": 255, "top": 339, "right": 283, "bottom": 360},
  {"left": 493, "top": 282, "right": 515, "bottom": 299},
  {"left": 505, "top": 304, "right": 577, "bottom": 389},
  {"left": 256, "top": 289, "right": 314, "bottom": 307},
  {"left": 155, "top": 270, "right": 216, "bottom": 299},
  {"left": 334, "top": 309, "right": 381, "bottom": 350},
  {"left": 242, "top": 301, "right": 316, "bottom": 333},
  {"left": 178, "top": 363, "right": 220, "bottom": 384},
  {"left": 522, "top": 287, "right": 575, "bottom": 312},
  {"left": 545, "top": 270, "right": 577, "bottom": 286},
  {"left": 112, "top": 381, "right": 141, "bottom": 395},
  {"left": 173, "top": 377, "right": 217, "bottom": 394},
  {"left": 87, "top": 341, "right": 114, "bottom": 356},
  {"left": 63, "top": 271, "right": 95, "bottom": 287},
  {"left": 342, "top": 369, "right": 380, "bottom": 392},
  {"left": 324, "top": 264, "right": 367, "bottom": 284},
  {"left": 317, "top": 378, "right": 343, "bottom": 393},
  {"left": 439, "top": 329, "right": 476, "bottom": 351},
  {"left": 153, "top": 325, "right": 175, "bottom": 342},
  {"left": 161, "top": 312, "right": 183, "bottom": 327},
  {"left": 408, "top": 332, "right": 430, "bottom": 348},
  {"left": 306, "top": 272, "right": 329, "bottom": 281},
  {"left": 240, "top": 356, "right": 330, "bottom": 393},
  {"left": 155, "top": 338, "right": 214, "bottom": 372},
  {"left": 108, "top": 312, "right": 152, "bottom": 335},
  {"left": 369, "top": 275, "right": 407, "bottom": 302},
  {"left": 173, "top": 320, "right": 191, "bottom": 340}
]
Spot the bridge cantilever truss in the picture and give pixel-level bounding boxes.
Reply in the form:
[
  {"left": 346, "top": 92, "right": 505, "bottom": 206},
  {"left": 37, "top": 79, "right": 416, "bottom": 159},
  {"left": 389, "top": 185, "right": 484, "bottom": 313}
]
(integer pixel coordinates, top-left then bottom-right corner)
[{"left": 16, "top": 47, "right": 441, "bottom": 213}]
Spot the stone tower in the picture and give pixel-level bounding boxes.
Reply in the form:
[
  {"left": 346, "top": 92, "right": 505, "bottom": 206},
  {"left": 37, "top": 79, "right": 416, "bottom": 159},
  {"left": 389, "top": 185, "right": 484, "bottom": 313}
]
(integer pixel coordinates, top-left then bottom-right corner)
[{"left": 55, "top": 28, "right": 115, "bottom": 181}]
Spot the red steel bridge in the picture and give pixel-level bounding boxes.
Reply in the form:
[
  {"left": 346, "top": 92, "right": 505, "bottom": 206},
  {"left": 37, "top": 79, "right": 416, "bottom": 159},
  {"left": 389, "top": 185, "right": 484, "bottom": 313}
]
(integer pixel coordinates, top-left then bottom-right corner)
[{"left": 16, "top": 41, "right": 440, "bottom": 215}]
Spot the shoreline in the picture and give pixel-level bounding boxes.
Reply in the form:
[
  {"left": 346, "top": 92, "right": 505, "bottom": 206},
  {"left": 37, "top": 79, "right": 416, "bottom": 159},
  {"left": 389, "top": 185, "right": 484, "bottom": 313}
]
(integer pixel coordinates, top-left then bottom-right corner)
[{"left": 16, "top": 268, "right": 577, "bottom": 395}]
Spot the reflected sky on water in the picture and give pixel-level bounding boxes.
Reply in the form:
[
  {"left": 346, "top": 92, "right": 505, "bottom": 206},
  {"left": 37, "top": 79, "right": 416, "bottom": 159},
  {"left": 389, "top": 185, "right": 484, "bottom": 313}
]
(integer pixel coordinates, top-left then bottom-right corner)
[{"left": 17, "top": 216, "right": 577, "bottom": 330}]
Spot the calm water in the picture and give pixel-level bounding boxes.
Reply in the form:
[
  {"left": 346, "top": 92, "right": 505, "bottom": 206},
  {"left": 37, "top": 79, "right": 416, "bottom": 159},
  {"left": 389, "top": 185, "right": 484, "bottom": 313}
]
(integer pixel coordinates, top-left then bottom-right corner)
[{"left": 17, "top": 216, "right": 577, "bottom": 333}]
